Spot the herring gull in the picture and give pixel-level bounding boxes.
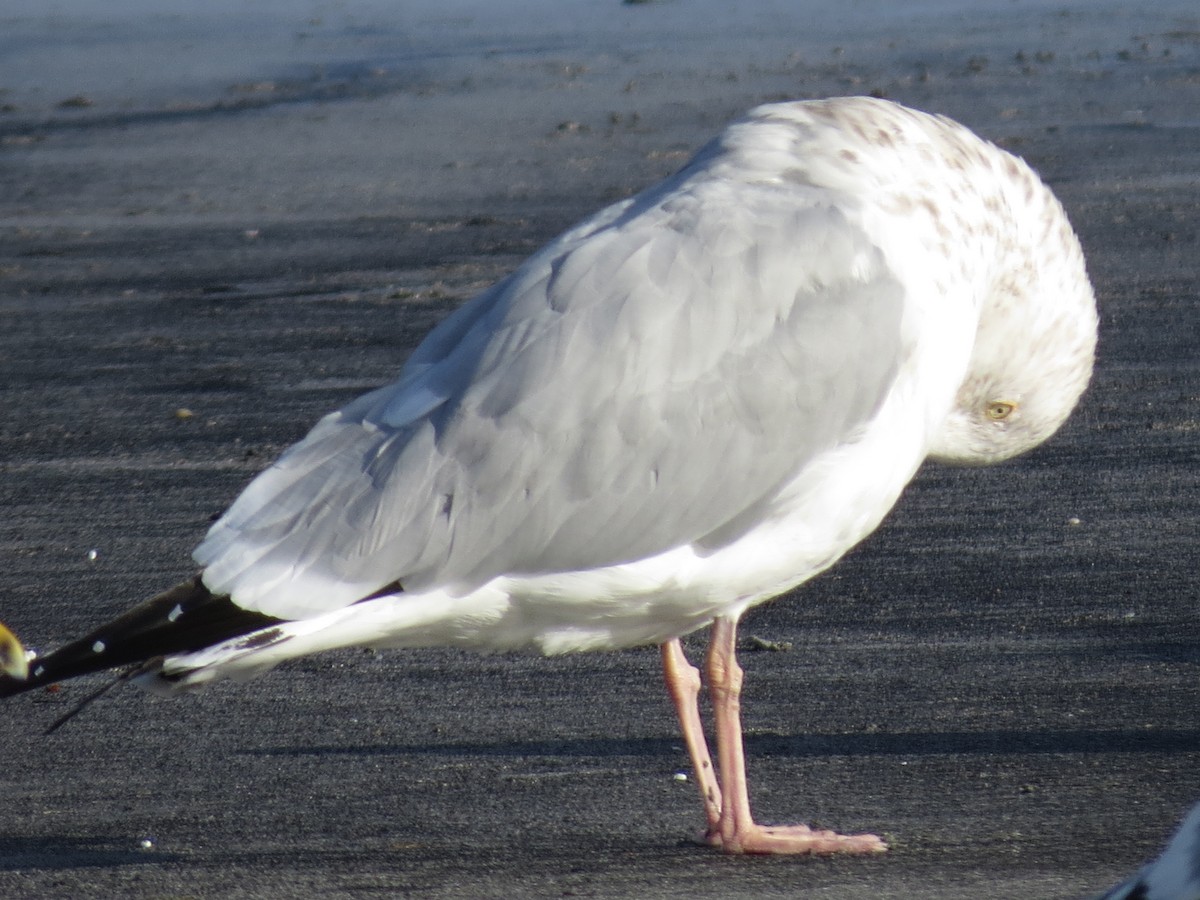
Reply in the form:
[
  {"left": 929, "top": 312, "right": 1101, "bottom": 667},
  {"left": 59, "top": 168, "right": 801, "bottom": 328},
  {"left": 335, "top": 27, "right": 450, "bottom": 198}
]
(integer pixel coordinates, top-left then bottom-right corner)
[{"left": 0, "top": 97, "right": 1097, "bottom": 854}]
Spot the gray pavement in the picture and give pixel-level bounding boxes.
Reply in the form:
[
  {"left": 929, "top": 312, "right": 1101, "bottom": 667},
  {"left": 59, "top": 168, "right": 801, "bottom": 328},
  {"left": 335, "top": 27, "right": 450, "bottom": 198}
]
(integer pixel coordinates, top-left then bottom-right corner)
[{"left": 0, "top": 2, "right": 1197, "bottom": 897}]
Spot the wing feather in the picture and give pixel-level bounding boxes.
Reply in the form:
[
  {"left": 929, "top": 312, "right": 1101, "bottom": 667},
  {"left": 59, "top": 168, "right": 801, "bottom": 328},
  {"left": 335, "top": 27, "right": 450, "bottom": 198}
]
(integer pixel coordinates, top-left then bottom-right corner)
[{"left": 196, "top": 158, "right": 907, "bottom": 618}]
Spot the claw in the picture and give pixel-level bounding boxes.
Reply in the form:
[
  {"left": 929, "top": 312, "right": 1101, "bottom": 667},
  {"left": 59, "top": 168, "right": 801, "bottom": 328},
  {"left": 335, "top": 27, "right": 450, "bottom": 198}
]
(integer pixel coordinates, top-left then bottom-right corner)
[{"left": 0, "top": 620, "right": 29, "bottom": 681}]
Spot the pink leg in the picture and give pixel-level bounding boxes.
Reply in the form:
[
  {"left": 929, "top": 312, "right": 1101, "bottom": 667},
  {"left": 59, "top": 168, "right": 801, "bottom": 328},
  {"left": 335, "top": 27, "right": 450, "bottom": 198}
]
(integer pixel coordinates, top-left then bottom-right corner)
[
  {"left": 703, "top": 617, "right": 887, "bottom": 855},
  {"left": 661, "top": 639, "right": 721, "bottom": 832}
]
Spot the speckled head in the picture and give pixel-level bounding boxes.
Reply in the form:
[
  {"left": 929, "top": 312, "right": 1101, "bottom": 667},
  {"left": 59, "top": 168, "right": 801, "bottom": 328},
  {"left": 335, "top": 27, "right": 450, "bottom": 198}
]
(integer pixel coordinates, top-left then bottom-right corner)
[
  {"left": 731, "top": 97, "right": 1099, "bottom": 467},
  {"left": 923, "top": 126, "right": 1099, "bottom": 465}
]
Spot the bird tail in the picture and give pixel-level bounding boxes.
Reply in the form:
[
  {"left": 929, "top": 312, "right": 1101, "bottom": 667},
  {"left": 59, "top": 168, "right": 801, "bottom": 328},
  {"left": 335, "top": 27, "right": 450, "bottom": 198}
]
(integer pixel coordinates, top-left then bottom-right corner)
[{"left": 0, "top": 575, "right": 285, "bottom": 699}]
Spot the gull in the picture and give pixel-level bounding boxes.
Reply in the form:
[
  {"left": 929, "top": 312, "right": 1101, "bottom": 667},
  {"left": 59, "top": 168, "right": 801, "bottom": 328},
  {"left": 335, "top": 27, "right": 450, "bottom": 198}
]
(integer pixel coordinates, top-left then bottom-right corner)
[
  {"left": 0, "top": 97, "right": 1097, "bottom": 854},
  {"left": 1096, "top": 802, "right": 1200, "bottom": 900}
]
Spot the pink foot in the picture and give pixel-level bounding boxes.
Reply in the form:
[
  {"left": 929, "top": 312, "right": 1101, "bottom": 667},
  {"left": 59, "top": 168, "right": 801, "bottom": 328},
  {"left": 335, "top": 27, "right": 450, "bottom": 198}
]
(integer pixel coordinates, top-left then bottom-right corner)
[
  {"left": 704, "top": 822, "right": 888, "bottom": 855},
  {"left": 664, "top": 620, "right": 890, "bottom": 858}
]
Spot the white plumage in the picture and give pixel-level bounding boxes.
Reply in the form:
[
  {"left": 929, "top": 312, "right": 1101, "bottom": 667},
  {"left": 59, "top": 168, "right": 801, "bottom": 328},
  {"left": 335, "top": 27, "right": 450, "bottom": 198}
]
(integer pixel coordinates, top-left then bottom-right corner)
[
  {"left": 185, "top": 98, "right": 1095, "bottom": 675},
  {"left": 2, "top": 97, "right": 1098, "bottom": 854}
]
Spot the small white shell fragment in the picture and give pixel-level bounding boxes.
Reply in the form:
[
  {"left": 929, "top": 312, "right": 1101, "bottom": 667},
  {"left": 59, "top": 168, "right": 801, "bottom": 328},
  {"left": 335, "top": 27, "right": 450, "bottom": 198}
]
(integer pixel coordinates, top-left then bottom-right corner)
[
  {"left": 1067, "top": 517, "right": 1081, "bottom": 526},
  {"left": 87, "top": 549, "right": 99, "bottom": 561},
  {"left": 673, "top": 772, "right": 689, "bottom": 783},
  {"left": 138, "top": 838, "right": 154, "bottom": 850},
  {"left": 92, "top": 640, "right": 106, "bottom": 654}
]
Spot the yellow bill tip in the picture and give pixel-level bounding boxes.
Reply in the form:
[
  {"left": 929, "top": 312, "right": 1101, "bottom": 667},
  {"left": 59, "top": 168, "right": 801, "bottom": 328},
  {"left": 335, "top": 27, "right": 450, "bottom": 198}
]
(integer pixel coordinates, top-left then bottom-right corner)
[{"left": 0, "top": 620, "right": 30, "bottom": 681}]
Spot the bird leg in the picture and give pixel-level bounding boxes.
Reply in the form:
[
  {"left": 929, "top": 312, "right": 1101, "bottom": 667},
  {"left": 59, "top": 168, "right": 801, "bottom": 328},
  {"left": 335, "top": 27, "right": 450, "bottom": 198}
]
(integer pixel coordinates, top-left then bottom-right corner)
[
  {"left": 663, "top": 619, "right": 887, "bottom": 855},
  {"left": 661, "top": 638, "right": 722, "bottom": 831}
]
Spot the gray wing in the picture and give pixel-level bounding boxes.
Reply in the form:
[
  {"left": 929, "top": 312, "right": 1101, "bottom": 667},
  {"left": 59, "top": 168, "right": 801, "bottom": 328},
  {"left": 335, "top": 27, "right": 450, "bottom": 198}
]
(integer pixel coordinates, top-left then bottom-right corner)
[{"left": 196, "top": 170, "right": 906, "bottom": 619}]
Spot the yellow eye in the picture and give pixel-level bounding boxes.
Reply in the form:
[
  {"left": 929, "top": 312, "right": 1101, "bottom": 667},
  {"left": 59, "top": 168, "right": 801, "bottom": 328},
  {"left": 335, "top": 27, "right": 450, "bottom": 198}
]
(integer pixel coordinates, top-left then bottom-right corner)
[{"left": 985, "top": 400, "right": 1016, "bottom": 421}]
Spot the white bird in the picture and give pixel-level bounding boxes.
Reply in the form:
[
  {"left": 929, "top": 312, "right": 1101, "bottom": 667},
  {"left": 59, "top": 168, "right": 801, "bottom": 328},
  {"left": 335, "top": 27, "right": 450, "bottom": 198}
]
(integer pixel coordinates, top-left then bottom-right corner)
[
  {"left": 1097, "top": 802, "right": 1200, "bottom": 900},
  {"left": 0, "top": 97, "right": 1097, "bottom": 854}
]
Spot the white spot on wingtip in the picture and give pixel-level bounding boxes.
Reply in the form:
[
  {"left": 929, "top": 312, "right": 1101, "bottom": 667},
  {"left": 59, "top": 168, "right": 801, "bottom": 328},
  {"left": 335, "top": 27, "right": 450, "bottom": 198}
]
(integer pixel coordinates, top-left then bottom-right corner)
[
  {"left": 167, "top": 604, "right": 183, "bottom": 623},
  {"left": 92, "top": 640, "right": 106, "bottom": 654}
]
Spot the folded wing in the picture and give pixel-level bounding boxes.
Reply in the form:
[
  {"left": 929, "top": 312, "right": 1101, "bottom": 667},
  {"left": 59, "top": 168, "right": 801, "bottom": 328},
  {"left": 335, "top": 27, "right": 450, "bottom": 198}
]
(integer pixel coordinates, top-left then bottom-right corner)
[{"left": 197, "top": 166, "right": 907, "bottom": 619}]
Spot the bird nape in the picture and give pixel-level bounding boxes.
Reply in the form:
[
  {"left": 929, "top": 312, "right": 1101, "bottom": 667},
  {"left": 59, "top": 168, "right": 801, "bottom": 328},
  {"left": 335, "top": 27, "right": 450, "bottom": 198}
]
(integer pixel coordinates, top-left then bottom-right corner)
[{"left": 0, "top": 96, "right": 1098, "bottom": 855}]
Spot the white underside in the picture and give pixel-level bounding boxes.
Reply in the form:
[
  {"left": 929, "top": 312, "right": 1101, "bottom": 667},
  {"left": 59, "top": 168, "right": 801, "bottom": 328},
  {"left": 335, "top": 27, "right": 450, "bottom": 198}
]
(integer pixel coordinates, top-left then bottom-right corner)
[{"left": 152, "top": 381, "right": 939, "bottom": 693}]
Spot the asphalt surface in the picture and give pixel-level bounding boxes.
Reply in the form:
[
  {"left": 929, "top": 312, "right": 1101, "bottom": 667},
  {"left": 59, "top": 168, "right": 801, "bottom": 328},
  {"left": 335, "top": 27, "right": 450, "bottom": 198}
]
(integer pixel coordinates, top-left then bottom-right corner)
[{"left": 0, "top": 2, "right": 1197, "bottom": 897}]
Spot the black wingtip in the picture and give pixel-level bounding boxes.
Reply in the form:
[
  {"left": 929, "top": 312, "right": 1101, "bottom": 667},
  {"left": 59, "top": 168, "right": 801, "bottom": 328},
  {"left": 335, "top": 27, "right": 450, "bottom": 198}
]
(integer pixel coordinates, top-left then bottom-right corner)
[{"left": 1, "top": 575, "right": 286, "bottom": 699}]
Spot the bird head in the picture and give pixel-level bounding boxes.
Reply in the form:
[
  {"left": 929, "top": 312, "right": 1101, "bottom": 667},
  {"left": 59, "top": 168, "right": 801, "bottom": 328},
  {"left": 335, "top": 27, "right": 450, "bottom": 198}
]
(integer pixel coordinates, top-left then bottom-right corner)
[{"left": 926, "top": 170, "right": 1098, "bottom": 466}]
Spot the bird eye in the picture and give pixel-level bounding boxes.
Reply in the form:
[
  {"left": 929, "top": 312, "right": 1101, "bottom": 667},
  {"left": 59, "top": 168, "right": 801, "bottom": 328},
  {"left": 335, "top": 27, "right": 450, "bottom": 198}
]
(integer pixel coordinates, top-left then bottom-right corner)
[{"left": 985, "top": 400, "right": 1016, "bottom": 421}]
